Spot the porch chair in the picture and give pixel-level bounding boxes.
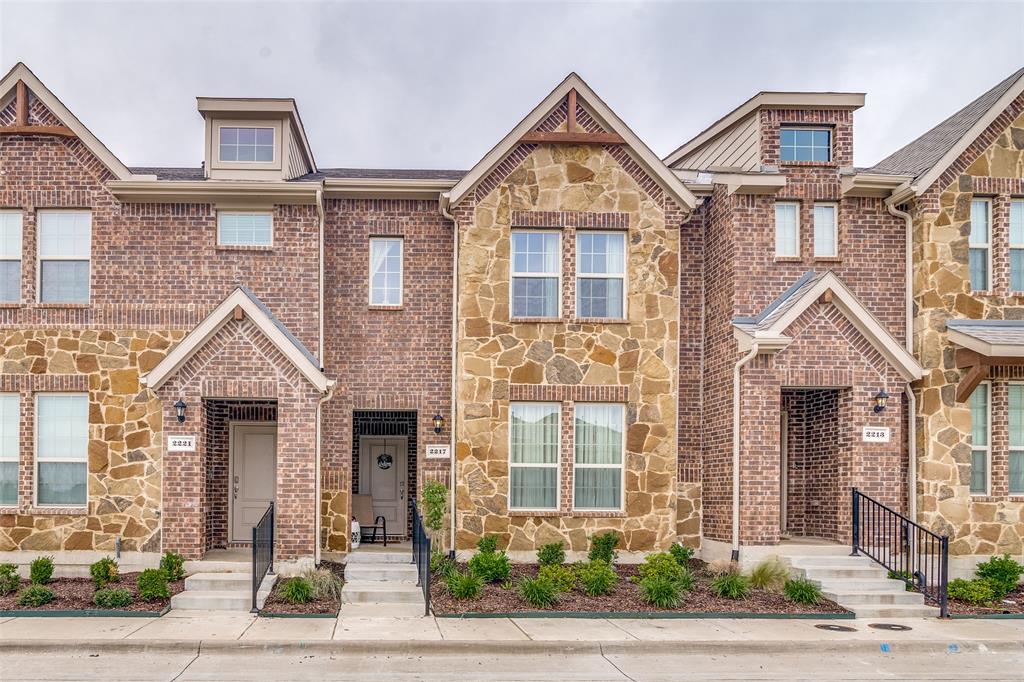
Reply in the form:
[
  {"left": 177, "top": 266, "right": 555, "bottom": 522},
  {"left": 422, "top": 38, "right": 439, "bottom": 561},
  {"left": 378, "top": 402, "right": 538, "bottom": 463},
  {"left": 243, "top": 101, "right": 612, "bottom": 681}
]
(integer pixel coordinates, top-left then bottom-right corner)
[{"left": 352, "top": 494, "right": 388, "bottom": 547}]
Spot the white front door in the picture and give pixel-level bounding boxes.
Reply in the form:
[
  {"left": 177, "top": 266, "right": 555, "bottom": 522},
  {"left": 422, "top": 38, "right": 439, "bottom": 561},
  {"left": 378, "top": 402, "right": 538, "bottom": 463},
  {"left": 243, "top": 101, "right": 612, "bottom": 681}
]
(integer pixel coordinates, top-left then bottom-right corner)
[
  {"left": 360, "top": 437, "right": 406, "bottom": 537},
  {"left": 231, "top": 424, "right": 277, "bottom": 543}
]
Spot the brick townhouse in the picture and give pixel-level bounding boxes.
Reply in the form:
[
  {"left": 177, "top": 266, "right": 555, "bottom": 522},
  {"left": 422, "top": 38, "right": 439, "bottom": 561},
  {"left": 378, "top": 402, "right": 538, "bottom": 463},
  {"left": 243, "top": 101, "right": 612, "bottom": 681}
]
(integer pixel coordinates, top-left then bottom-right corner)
[{"left": 0, "top": 61, "right": 1020, "bottom": 577}]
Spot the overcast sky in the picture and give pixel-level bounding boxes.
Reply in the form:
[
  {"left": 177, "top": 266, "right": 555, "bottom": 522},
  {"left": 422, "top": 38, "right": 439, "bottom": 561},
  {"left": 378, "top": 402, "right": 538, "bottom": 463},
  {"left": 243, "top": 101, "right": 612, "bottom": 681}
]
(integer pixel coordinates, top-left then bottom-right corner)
[{"left": 2, "top": 1, "right": 1022, "bottom": 171}]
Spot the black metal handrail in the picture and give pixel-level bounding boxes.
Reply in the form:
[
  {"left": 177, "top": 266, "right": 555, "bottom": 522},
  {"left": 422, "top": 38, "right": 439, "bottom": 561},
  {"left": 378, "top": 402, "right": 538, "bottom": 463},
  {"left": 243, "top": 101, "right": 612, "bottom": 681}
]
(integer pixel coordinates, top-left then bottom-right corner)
[
  {"left": 251, "top": 502, "right": 274, "bottom": 613},
  {"left": 851, "top": 488, "right": 948, "bottom": 617},
  {"left": 411, "top": 499, "right": 431, "bottom": 617}
]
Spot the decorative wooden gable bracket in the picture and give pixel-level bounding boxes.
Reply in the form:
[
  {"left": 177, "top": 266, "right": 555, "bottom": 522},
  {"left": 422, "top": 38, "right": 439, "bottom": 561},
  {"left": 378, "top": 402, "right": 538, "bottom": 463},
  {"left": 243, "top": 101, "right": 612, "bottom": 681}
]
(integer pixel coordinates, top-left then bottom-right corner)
[
  {"left": 953, "top": 348, "right": 1024, "bottom": 402},
  {"left": 519, "top": 89, "right": 625, "bottom": 145},
  {"left": 0, "top": 80, "right": 75, "bottom": 138}
]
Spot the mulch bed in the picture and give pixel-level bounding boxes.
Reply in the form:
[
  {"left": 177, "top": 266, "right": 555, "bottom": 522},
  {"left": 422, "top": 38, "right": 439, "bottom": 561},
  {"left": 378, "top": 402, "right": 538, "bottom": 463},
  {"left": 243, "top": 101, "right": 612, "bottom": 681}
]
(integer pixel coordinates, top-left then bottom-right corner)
[
  {"left": 430, "top": 561, "right": 849, "bottom": 615},
  {"left": 0, "top": 572, "right": 184, "bottom": 612},
  {"left": 948, "top": 584, "right": 1024, "bottom": 616},
  {"left": 260, "top": 561, "right": 344, "bottom": 615}
]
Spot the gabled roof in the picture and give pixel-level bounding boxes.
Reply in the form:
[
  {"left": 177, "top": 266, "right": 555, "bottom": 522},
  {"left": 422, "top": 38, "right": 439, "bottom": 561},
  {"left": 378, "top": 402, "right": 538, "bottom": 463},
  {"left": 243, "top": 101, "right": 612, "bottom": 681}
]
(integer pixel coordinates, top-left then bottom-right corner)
[
  {"left": 947, "top": 320, "right": 1024, "bottom": 358},
  {"left": 0, "top": 62, "right": 137, "bottom": 180},
  {"left": 868, "top": 67, "right": 1024, "bottom": 193},
  {"left": 445, "top": 73, "right": 696, "bottom": 210},
  {"left": 733, "top": 271, "right": 924, "bottom": 381},
  {"left": 143, "top": 286, "right": 332, "bottom": 393}
]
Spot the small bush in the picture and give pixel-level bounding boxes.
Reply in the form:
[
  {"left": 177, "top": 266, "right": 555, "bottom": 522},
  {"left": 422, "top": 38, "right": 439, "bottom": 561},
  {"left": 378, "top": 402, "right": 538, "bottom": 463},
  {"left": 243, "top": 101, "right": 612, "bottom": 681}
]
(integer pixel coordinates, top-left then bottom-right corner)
[
  {"left": 17, "top": 584, "right": 54, "bottom": 607},
  {"left": 749, "top": 560, "right": 788, "bottom": 593},
  {"left": 668, "top": 544, "right": 694, "bottom": 566},
  {"left": 29, "top": 556, "right": 54, "bottom": 585},
  {"left": 430, "top": 549, "right": 456, "bottom": 580},
  {"left": 537, "top": 542, "right": 566, "bottom": 567},
  {"left": 93, "top": 588, "right": 133, "bottom": 609},
  {"left": 160, "top": 551, "right": 186, "bottom": 582},
  {"left": 420, "top": 479, "right": 448, "bottom": 533},
  {"left": 304, "top": 567, "right": 344, "bottom": 602},
  {"left": 0, "top": 563, "right": 19, "bottom": 595},
  {"left": 89, "top": 557, "right": 119, "bottom": 589},
  {"left": 518, "top": 576, "right": 558, "bottom": 609},
  {"left": 948, "top": 577, "right": 999, "bottom": 606},
  {"left": 783, "top": 578, "right": 823, "bottom": 605},
  {"left": 640, "top": 576, "right": 683, "bottom": 608},
  {"left": 976, "top": 554, "right": 1024, "bottom": 598},
  {"left": 711, "top": 571, "right": 750, "bottom": 599},
  {"left": 468, "top": 549, "right": 511, "bottom": 583},
  {"left": 477, "top": 534, "right": 499, "bottom": 554},
  {"left": 446, "top": 570, "right": 483, "bottom": 600},
  {"left": 137, "top": 568, "right": 170, "bottom": 601},
  {"left": 638, "top": 553, "right": 688, "bottom": 583},
  {"left": 576, "top": 560, "right": 618, "bottom": 596},
  {"left": 538, "top": 564, "right": 576, "bottom": 593},
  {"left": 280, "top": 577, "right": 313, "bottom": 604},
  {"left": 588, "top": 532, "right": 620, "bottom": 564}
]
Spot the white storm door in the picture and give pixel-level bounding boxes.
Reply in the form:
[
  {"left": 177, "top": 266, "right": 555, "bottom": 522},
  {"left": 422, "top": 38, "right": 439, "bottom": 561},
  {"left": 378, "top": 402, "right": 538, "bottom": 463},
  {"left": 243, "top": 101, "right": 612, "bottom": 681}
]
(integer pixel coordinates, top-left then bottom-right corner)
[
  {"left": 366, "top": 438, "right": 406, "bottom": 536},
  {"left": 231, "top": 425, "right": 277, "bottom": 543}
]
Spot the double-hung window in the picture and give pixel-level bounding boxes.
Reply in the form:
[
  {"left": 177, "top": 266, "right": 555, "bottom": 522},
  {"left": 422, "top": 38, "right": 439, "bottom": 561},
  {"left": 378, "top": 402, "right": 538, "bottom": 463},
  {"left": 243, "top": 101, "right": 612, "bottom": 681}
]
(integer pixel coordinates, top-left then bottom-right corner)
[
  {"left": 969, "top": 199, "right": 991, "bottom": 292},
  {"left": 1011, "top": 200, "right": 1024, "bottom": 293},
  {"left": 574, "top": 403, "right": 624, "bottom": 510},
  {"left": 1010, "top": 384, "right": 1024, "bottom": 495},
  {"left": 0, "top": 394, "right": 17, "bottom": 506},
  {"left": 0, "top": 211, "right": 22, "bottom": 302},
  {"left": 576, "top": 232, "right": 626, "bottom": 318},
  {"left": 969, "top": 383, "right": 990, "bottom": 495},
  {"left": 813, "top": 203, "right": 838, "bottom": 258},
  {"left": 38, "top": 210, "right": 90, "bottom": 304},
  {"left": 780, "top": 127, "right": 831, "bottom": 162},
  {"left": 36, "top": 394, "right": 88, "bottom": 506},
  {"left": 369, "top": 237, "right": 403, "bottom": 306},
  {"left": 511, "top": 231, "right": 560, "bottom": 318},
  {"left": 218, "top": 212, "right": 272, "bottom": 247},
  {"left": 219, "top": 127, "right": 274, "bottom": 162},
  {"left": 509, "top": 402, "right": 559, "bottom": 510},
  {"left": 775, "top": 202, "right": 800, "bottom": 257}
]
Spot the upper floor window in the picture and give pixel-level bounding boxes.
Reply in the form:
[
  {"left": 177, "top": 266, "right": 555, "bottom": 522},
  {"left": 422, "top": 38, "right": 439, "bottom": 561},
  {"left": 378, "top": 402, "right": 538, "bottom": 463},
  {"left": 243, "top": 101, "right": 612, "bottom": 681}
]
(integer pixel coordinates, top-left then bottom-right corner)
[
  {"left": 1010, "top": 384, "right": 1024, "bottom": 495},
  {"left": 813, "top": 203, "right": 838, "bottom": 258},
  {"left": 574, "top": 403, "right": 624, "bottom": 511},
  {"left": 38, "top": 210, "right": 90, "bottom": 304},
  {"left": 1011, "top": 200, "right": 1024, "bottom": 292},
  {"left": 511, "top": 231, "right": 560, "bottom": 318},
  {"left": 509, "top": 402, "right": 560, "bottom": 510},
  {"left": 36, "top": 394, "right": 88, "bottom": 507},
  {"left": 775, "top": 202, "right": 800, "bottom": 257},
  {"left": 576, "top": 232, "right": 625, "bottom": 319},
  {"left": 0, "top": 394, "right": 17, "bottom": 507},
  {"left": 970, "top": 382, "right": 990, "bottom": 495},
  {"left": 218, "top": 212, "right": 272, "bottom": 247},
  {"left": 0, "top": 211, "right": 22, "bottom": 303},
  {"left": 969, "top": 199, "right": 991, "bottom": 292},
  {"left": 780, "top": 127, "right": 831, "bottom": 162},
  {"left": 369, "top": 237, "right": 403, "bottom": 307},
  {"left": 219, "top": 127, "right": 274, "bottom": 162}
]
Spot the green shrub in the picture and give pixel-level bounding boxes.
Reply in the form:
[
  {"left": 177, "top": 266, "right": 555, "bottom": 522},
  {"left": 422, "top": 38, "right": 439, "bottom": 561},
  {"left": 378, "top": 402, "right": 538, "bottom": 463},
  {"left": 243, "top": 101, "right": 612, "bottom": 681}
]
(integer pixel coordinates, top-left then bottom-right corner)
[
  {"left": 783, "top": 578, "right": 823, "bottom": 605},
  {"left": 668, "top": 543, "right": 694, "bottom": 566},
  {"left": 137, "top": 568, "right": 170, "bottom": 601},
  {"left": 518, "top": 576, "right": 558, "bottom": 609},
  {"left": 29, "top": 556, "right": 53, "bottom": 585},
  {"left": 477, "top": 534, "right": 499, "bottom": 554},
  {"left": 711, "top": 571, "right": 750, "bottom": 599},
  {"left": 538, "top": 564, "right": 576, "bottom": 593},
  {"left": 576, "top": 560, "right": 618, "bottom": 596},
  {"left": 421, "top": 480, "right": 448, "bottom": 533},
  {"left": 17, "top": 584, "right": 54, "bottom": 607},
  {"left": 638, "top": 553, "right": 687, "bottom": 583},
  {"left": 468, "top": 549, "right": 511, "bottom": 583},
  {"left": 588, "top": 532, "right": 620, "bottom": 564},
  {"left": 0, "top": 563, "right": 19, "bottom": 596},
  {"left": 304, "top": 567, "right": 344, "bottom": 602},
  {"left": 749, "top": 560, "right": 788, "bottom": 593},
  {"left": 90, "top": 557, "right": 119, "bottom": 589},
  {"left": 640, "top": 576, "right": 683, "bottom": 608},
  {"left": 93, "top": 588, "right": 133, "bottom": 609},
  {"left": 160, "top": 551, "right": 186, "bottom": 582},
  {"left": 948, "top": 578, "right": 999, "bottom": 606},
  {"left": 446, "top": 570, "right": 483, "bottom": 600},
  {"left": 280, "top": 577, "right": 313, "bottom": 604},
  {"left": 430, "top": 549, "right": 456, "bottom": 580},
  {"left": 976, "top": 554, "right": 1024, "bottom": 598},
  {"left": 537, "top": 542, "right": 565, "bottom": 567}
]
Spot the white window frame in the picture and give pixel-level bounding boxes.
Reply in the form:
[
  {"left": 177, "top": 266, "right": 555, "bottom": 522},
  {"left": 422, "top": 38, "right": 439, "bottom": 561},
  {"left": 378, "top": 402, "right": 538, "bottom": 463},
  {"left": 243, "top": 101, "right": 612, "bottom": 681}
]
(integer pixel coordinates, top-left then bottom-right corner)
[
  {"left": 37, "top": 209, "right": 90, "bottom": 304},
  {"left": 575, "top": 230, "right": 627, "bottom": 320},
  {"left": 970, "top": 381, "right": 991, "bottom": 497},
  {"left": 217, "top": 211, "right": 274, "bottom": 248},
  {"left": 34, "top": 392, "right": 89, "bottom": 509},
  {"left": 508, "top": 402, "right": 561, "bottom": 512},
  {"left": 780, "top": 126, "right": 832, "bottom": 163},
  {"left": 1010, "top": 200, "right": 1024, "bottom": 293},
  {"left": 217, "top": 125, "right": 276, "bottom": 164},
  {"left": 510, "top": 229, "right": 562, "bottom": 319},
  {"left": 1010, "top": 382, "right": 1024, "bottom": 495},
  {"left": 0, "top": 393, "right": 18, "bottom": 507},
  {"left": 572, "top": 402, "right": 626, "bottom": 512},
  {"left": 0, "top": 210, "right": 22, "bottom": 303},
  {"left": 813, "top": 202, "right": 839, "bottom": 258},
  {"left": 775, "top": 201, "right": 800, "bottom": 258},
  {"left": 368, "top": 237, "right": 404, "bottom": 307},
  {"left": 969, "top": 198, "right": 992, "bottom": 293}
]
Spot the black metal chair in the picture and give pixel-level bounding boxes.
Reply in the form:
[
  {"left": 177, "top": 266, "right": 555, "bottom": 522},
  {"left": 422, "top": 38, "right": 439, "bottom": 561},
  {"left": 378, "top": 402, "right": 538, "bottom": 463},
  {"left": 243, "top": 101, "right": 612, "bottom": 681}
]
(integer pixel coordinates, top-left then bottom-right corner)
[{"left": 352, "top": 494, "right": 388, "bottom": 547}]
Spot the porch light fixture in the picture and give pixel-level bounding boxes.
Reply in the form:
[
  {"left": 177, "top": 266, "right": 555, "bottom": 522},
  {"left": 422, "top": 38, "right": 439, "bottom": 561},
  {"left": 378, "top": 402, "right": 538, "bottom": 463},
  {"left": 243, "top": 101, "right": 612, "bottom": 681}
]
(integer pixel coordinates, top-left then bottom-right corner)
[
  {"left": 873, "top": 390, "right": 889, "bottom": 413},
  {"left": 432, "top": 414, "right": 444, "bottom": 434},
  {"left": 174, "top": 399, "right": 187, "bottom": 424}
]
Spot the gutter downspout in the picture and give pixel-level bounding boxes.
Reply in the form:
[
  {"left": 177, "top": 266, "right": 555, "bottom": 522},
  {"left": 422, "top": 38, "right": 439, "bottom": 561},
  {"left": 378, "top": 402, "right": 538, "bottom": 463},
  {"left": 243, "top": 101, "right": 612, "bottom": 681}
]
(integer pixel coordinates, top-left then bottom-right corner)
[
  {"left": 732, "top": 343, "right": 760, "bottom": 562},
  {"left": 314, "top": 384, "right": 335, "bottom": 565},
  {"left": 316, "top": 187, "right": 326, "bottom": 366},
  {"left": 440, "top": 193, "right": 458, "bottom": 558},
  {"left": 314, "top": 186, "right": 329, "bottom": 565}
]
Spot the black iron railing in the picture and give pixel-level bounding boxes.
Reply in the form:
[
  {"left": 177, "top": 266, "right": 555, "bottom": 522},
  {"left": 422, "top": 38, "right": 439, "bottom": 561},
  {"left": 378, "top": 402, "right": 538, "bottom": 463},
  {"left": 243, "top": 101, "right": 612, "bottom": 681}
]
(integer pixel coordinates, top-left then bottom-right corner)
[
  {"left": 251, "top": 502, "right": 274, "bottom": 613},
  {"left": 851, "top": 488, "right": 948, "bottom": 617},
  {"left": 411, "top": 500, "right": 431, "bottom": 617}
]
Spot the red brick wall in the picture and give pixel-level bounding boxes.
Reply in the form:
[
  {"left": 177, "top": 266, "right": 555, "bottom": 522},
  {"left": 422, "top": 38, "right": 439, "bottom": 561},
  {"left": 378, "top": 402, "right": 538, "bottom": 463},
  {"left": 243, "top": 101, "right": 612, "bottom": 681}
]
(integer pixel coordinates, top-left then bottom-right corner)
[{"left": 782, "top": 388, "right": 842, "bottom": 540}]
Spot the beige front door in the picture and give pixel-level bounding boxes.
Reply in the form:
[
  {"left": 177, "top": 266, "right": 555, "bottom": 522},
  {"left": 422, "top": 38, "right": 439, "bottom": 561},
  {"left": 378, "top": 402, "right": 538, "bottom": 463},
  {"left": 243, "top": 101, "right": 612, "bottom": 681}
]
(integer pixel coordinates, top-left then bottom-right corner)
[
  {"left": 231, "top": 424, "right": 277, "bottom": 543},
  {"left": 360, "top": 437, "right": 406, "bottom": 537}
]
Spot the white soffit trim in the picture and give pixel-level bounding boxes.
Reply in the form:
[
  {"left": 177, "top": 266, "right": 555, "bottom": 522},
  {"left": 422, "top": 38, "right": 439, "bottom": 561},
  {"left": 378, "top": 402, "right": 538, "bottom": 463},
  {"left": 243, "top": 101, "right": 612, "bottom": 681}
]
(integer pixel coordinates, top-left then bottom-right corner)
[
  {"left": 947, "top": 327, "right": 1024, "bottom": 358},
  {"left": 143, "top": 287, "right": 332, "bottom": 393},
  {"left": 447, "top": 72, "right": 696, "bottom": 210}
]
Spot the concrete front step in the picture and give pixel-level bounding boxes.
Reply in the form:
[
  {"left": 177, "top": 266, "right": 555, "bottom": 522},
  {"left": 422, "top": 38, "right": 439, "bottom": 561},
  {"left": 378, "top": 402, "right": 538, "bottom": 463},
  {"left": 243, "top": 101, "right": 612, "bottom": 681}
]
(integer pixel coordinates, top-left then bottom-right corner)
[
  {"left": 184, "top": 572, "right": 251, "bottom": 592},
  {"left": 341, "top": 581, "right": 424, "bottom": 604},
  {"left": 822, "top": 589, "right": 925, "bottom": 605},
  {"left": 788, "top": 555, "right": 874, "bottom": 567},
  {"left": 815, "top": 578, "right": 915, "bottom": 592},
  {"left": 170, "top": 590, "right": 252, "bottom": 611},
  {"left": 345, "top": 551, "right": 413, "bottom": 565},
  {"left": 344, "top": 563, "right": 418, "bottom": 583},
  {"left": 792, "top": 566, "right": 889, "bottom": 580}
]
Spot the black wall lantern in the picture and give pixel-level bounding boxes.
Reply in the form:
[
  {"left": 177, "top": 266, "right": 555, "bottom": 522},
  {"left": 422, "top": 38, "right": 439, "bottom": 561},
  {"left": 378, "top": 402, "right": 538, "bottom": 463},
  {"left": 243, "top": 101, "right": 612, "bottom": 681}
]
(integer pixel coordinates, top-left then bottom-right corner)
[
  {"left": 873, "top": 390, "right": 889, "bottom": 413},
  {"left": 432, "top": 414, "right": 444, "bottom": 434},
  {"left": 174, "top": 399, "right": 187, "bottom": 424}
]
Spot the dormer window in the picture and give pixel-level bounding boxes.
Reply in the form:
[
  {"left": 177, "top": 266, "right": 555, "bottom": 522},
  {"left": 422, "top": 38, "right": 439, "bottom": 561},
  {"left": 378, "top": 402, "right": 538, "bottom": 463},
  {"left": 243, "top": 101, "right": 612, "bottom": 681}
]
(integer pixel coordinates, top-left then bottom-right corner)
[
  {"left": 219, "top": 126, "right": 274, "bottom": 162},
  {"left": 780, "top": 127, "right": 831, "bottom": 162}
]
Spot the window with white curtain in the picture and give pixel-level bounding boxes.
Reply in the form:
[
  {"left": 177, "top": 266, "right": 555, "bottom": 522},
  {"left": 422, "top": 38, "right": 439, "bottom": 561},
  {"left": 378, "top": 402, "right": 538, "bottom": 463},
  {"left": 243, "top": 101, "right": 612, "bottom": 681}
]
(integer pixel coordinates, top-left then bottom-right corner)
[
  {"left": 36, "top": 394, "right": 88, "bottom": 506},
  {"left": 775, "top": 202, "right": 799, "bottom": 257},
  {"left": 0, "top": 211, "right": 22, "bottom": 303},
  {"left": 969, "top": 199, "right": 991, "bottom": 292},
  {"left": 1010, "top": 384, "right": 1024, "bottom": 495},
  {"left": 509, "top": 403, "right": 560, "bottom": 510},
  {"left": 511, "top": 231, "right": 560, "bottom": 318},
  {"left": 573, "top": 403, "right": 624, "bottom": 510},
  {"left": 576, "top": 232, "right": 626, "bottom": 318},
  {"left": 369, "top": 237, "right": 403, "bottom": 306},
  {"left": 970, "top": 383, "right": 990, "bottom": 495},
  {"left": 219, "top": 126, "right": 274, "bottom": 162},
  {"left": 813, "top": 203, "right": 838, "bottom": 258},
  {"left": 38, "top": 210, "right": 90, "bottom": 303},
  {"left": 0, "top": 394, "right": 18, "bottom": 506},
  {"left": 218, "top": 212, "right": 273, "bottom": 247},
  {"left": 1011, "top": 200, "right": 1024, "bottom": 292}
]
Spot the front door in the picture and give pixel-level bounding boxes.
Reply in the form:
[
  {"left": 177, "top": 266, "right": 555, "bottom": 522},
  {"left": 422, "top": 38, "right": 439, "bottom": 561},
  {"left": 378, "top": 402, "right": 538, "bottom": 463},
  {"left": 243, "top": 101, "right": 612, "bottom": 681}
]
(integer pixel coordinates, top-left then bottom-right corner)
[
  {"left": 360, "top": 437, "right": 407, "bottom": 538},
  {"left": 231, "top": 424, "right": 277, "bottom": 543}
]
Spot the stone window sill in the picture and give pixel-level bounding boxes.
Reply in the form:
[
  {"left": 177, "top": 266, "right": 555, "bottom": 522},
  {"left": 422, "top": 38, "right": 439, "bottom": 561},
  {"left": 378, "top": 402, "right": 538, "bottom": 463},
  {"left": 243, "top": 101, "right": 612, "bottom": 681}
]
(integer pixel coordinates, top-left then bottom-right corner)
[
  {"left": 570, "top": 510, "right": 628, "bottom": 518},
  {"left": 813, "top": 256, "right": 842, "bottom": 263},
  {"left": 774, "top": 256, "right": 803, "bottom": 263},
  {"left": 368, "top": 305, "right": 403, "bottom": 312},
  {"left": 215, "top": 245, "right": 274, "bottom": 253},
  {"left": 0, "top": 507, "right": 17, "bottom": 515},
  {"left": 780, "top": 161, "right": 840, "bottom": 168},
  {"left": 34, "top": 303, "right": 90, "bottom": 309},
  {"left": 574, "top": 318, "right": 629, "bottom": 325},
  {"left": 510, "top": 317, "right": 564, "bottom": 324},
  {"left": 21, "top": 506, "right": 88, "bottom": 515},
  {"left": 508, "top": 510, "right": 565, "bottom": 517},
  {"left": 0, "top": 303, "right": 23, "bottom": 309}
]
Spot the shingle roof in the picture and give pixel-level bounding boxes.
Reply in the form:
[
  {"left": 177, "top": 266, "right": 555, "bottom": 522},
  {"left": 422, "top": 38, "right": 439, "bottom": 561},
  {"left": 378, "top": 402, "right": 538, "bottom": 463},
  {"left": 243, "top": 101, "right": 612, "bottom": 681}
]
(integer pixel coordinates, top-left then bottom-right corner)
[
  {"left": 129, "top": 167, "right": 205, "bottom": 181},
  {"left": 946, "top": 319, "right": 1024, "bottom": 347},
  {"left": 867, "top": 68, "right": 1024, "bottom": 179},
  {"left": 291, "top": 168, "right": 465, "bottom": 182}
]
